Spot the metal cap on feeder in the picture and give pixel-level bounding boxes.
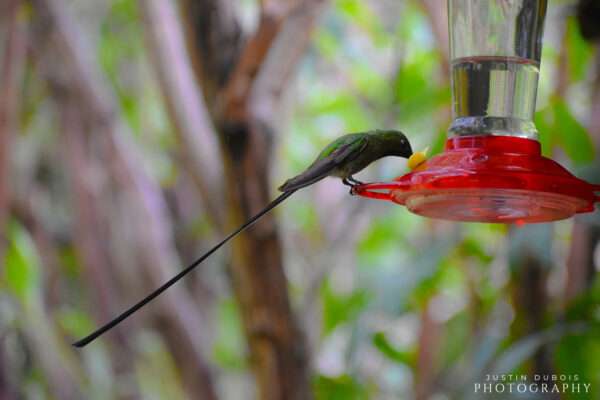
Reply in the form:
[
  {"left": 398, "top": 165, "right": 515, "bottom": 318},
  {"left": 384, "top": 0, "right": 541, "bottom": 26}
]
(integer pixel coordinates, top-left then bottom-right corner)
[{"left": 354, "top": 0, "right": 600, "bottom": 224}]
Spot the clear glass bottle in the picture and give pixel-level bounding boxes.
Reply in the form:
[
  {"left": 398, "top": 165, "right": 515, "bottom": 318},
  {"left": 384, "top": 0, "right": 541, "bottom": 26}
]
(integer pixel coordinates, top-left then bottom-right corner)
[{"left": 448, "top": 0, "right": 547, "bottom": 139}]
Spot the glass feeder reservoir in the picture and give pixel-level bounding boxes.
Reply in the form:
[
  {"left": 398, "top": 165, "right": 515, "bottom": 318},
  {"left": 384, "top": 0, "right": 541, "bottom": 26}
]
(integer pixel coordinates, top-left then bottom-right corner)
[{"left": 355, "top": 0, "right": 599, "bottom": 223}]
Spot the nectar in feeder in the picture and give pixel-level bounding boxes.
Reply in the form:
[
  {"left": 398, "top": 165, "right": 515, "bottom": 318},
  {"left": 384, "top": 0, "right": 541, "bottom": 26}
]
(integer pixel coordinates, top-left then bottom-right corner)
[{"left": 354, "top": 0, "right": 600, "bottom": 223}]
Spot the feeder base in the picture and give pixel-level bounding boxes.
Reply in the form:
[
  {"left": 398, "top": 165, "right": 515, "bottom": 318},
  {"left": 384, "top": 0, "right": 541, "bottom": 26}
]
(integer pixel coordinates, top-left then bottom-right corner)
[
  {"left": 400, "top": 188, "right": 588, "bottom": 224},
  {"left": 354, "top": 136, "right": 600, "bottom": 224}
]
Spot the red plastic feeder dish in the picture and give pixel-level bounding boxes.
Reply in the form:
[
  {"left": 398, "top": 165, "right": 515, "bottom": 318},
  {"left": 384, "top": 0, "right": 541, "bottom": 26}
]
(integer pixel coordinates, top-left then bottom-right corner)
[{"left": 353, "top": 135, "right": 600, "bottom": 223}]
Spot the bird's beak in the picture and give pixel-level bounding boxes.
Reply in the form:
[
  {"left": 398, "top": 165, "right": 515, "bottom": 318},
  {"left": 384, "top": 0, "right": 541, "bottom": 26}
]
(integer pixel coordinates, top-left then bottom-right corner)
[{"left": 408, "top": 147, "right": 429, "bottom": 171}]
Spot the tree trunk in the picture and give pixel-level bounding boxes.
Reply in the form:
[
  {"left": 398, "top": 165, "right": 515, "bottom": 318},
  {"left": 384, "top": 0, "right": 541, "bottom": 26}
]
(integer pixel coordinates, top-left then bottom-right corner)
[{"left": 180, "top": 0, "right": 326, "bottom": 398}]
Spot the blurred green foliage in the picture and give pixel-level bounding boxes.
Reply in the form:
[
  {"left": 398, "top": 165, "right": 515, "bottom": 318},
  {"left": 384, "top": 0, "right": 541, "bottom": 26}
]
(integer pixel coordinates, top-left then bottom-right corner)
[{"left": 4, "top": 221, "right": 41, "bottom": 303}]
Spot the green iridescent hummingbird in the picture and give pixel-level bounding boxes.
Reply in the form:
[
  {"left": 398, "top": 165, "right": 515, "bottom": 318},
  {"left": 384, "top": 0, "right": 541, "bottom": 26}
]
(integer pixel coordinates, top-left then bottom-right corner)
[
  {"left": 73, "top": 129, "right": 412, "bottom": 348},
  {"left": 279, "top": 129, "right": 413, "bottom": 191}
]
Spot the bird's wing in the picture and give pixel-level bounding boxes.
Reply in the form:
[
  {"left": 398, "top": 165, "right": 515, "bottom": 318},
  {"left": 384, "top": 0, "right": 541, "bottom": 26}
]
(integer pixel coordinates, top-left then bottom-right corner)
[{"left": 278, "top": 136, "right": 368, "bottom": 192}]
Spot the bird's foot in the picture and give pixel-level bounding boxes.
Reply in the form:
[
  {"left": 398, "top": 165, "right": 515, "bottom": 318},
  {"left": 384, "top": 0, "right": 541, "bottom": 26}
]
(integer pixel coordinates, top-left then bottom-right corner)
[
  {"left": 348, "top": 176, "right": 364, "bottom": 186},
  {"left": 344, "top": 177, "right": 365, "bottom": 195},
  {"left": 343, "top": 178, "right": 357, "bottom": 195}
]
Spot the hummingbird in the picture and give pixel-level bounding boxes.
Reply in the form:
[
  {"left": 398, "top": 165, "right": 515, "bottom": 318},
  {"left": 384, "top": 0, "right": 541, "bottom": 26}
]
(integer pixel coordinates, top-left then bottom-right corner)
[{"left": 73, "top": 129, "right": 413, "bottom": 347}]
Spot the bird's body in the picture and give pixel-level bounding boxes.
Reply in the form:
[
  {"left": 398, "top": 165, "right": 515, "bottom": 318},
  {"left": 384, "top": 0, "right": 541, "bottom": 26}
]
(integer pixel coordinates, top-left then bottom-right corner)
[
  {"left": 279, "top": 130, "right": 413, "bottom": 192},
  {"left": 73, "top": 129, "right": 412, "bottom": 348}
]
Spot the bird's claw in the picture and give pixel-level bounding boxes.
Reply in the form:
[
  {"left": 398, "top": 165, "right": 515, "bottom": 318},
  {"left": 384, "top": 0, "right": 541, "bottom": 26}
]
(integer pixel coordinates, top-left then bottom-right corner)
[{"left": 344, "top": 177, "right": 364, "bottom": 195}]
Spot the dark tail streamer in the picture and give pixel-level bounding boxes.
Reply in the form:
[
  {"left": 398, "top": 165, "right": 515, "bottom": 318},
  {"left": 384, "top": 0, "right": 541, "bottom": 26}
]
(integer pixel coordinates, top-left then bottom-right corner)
[{"left": 73, "top": 190, "right": 296, "bottom": 348}]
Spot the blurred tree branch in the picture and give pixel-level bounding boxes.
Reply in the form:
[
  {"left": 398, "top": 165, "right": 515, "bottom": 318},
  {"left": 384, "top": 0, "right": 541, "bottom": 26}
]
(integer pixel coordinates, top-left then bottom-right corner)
[
  {"left": 62, "top": 101, "right": 121, "bottom": 334},
  {"left": 60, "top": 99, "right": 143, "bottom": 397},
  {"left": 12, "top": 194, "right": 89, "bottom": 399},
  {"left": 418, "top": 0, "right": 452, "bottom": 134},
  {"left": 219, "top": 0, "right": 301, "bottom": 121},
  {"left": 565, "top": 34, "right": 600, "bottom": 303},
  {"left": 0, "top": 2, "right": 26, "bottom": 398},
  {"left": 181, "top": 0, "right": 241, "bottom": 104},
  {"left": 508, "top": 240, "right": 556, "bottom": 384},
  {"left": 415, "top": 301, "right": 441, "bottom": 400},
  {"left": 140, "top": 0, "right": 225, "bottom": 229},
  {"left": 20, "top": 301, "right": 87, "bottom": 399},
  {"left": 0, "top": 0, "right": 26, "bottom": 262},
  {"left": 419, "top": 0, "right": 450, "bottom": 78},
  {"left": 250, "top": 0, "right": 328, "bottom": 128},
  {"left": 29, "top": 0, "right": 219, "bottom": 398},
  {"left": 181, "top": 0, "right": 327, "bottom": 398}
]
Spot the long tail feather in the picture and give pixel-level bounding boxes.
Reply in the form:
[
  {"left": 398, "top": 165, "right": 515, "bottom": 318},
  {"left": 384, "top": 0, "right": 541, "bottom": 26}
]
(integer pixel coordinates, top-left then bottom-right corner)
[
  {"left": 278, "top": 173, "right": 329, "bottom": 192},
  {"left": 73, "top": 190, "right": 296, "bottom": 348}
]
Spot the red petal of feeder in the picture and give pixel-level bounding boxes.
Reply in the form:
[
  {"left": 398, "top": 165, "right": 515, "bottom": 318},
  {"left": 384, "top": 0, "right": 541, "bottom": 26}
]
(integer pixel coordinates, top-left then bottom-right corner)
[{"left": 354, "top": 135, "right": 600, "bottom": 224}]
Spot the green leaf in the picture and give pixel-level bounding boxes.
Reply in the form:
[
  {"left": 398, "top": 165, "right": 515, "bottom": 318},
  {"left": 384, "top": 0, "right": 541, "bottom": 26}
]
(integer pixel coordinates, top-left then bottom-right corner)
[
  {"left": 3, "top": 221, "right": 41, "bottom": 302},
  {"left": 322, "top": 279, "right": 370, "bottom": 335},
  {"left": 212, "top": 299, "right": 246, "bottom": 370},
  {"left": 563, "top": 278, "right": 600, "bottom": 321},
  {"left": 372, "top": 331, "right": 414, "bottom": 366},
  {"left": 534, "top": 107, "right": 556, "bottom": 157},
  {"left": 440, "top": 312, "right": 472, "bottom": 368},
  {"left": 492, "top": 324, "right": 585, "bottom": 374},
  {"left": 394, "top": 55, "right": 448, "bottom": 123},
  {"left": 306, "top": 91, "right": 371, "bottom": 132},
  {"left": 554, "top": 100, "right": 595, "bottom": 165},
  {"left": 408, "top": 239, "right": 458, "bottom": 307},
  {"left": 566, "top": 17, "right": 593, "bottom": 82},
  {"left": 57, "top": 309, "right": 96, "bottom": 337},
  {"left": 357, "top": 212, "right": 410, "bottom": 261},
  {"left": 314, "top": 374, "right": 370, "bottom": 400},
  {"left": 429, "top": 128, "right": 448, "bottom": 156},
  {"left": 291, "top": 202, "right": 320, "bottom": 234},
  {"left": 554, "top": 330, "right": 600, "bottom": 400},
  {"left": 335, "top": 0, "right": 387, "bottom": 46},
  {"left": 350, "top": 63, "right": 387, "bottom": 101},
  {"left": 534, "top": 99, "right": 594, "bottom": 165},
  {"left": 315, "top": 28, "right": 340, "bottom": 59},
  {"left": 459, "top": 237, "right": 493, "bottom": 264}
]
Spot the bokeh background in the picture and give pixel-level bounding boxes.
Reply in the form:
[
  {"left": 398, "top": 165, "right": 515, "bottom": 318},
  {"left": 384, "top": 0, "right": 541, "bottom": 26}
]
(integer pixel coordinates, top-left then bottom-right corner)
[{"left": 1, "top": 0, "right": 599, "bottom": 399}]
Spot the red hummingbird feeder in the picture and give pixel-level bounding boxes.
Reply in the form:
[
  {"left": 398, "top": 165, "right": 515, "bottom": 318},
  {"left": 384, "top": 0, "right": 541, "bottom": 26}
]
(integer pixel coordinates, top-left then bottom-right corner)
[{"left": 354, "top": 0, "right": 600, "bottom": 223}]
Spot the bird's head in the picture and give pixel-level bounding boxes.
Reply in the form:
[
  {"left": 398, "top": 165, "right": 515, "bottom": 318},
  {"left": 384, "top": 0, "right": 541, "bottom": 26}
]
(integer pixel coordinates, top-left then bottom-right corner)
[{"left": 372, "top": 129, "right": 413, "bottom": 158}]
